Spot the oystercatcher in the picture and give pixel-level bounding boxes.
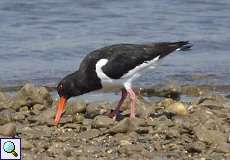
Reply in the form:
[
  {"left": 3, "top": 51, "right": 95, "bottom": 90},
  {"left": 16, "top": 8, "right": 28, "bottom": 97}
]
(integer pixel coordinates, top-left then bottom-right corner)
[{"left": 54, "top": 41, "right": 192, "bottom": 124}]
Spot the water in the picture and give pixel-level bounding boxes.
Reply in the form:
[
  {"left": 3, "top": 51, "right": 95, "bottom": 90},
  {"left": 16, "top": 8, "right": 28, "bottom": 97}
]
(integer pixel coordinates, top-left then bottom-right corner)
[{"left": 1, "top": 0, "right": 230, "bottom": 89}]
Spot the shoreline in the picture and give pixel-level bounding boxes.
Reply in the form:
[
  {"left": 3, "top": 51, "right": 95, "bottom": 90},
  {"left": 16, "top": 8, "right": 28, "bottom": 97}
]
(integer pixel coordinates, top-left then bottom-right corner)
[{"left": 0, "top": 83, "right": 229, "bottom": 159}]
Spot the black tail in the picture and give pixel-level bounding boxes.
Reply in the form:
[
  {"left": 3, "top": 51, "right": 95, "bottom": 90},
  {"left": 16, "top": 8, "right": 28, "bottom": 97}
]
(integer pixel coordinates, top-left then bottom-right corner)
[{"left": 174, "top": 41, "right": 193, "bottom": 51}]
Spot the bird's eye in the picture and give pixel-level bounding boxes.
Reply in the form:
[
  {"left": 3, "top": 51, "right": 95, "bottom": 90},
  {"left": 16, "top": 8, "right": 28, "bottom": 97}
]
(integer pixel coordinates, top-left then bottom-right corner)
[{"left": 59, "top": 84, "right": 63, "bottom": 90}]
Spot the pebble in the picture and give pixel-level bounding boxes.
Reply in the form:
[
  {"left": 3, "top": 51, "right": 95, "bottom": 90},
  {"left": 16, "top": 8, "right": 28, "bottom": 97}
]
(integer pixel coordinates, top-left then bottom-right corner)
[
  {"left": 22, "top": 139, "right": 33, "bottom": 150},
  {"left": 0, "top": 122, "right": 16, "bottom": 136},
  {"left": 14, "top": 112, "right": 26, "bottom": 121},
  {"left": 33, "top": 104, "right": 46, "bottom": 111},
  {"left": 92, "top": 115, "right": 114, "bottom": 129},
  {"left": 85, "top": 102, "right": 111, "bottom": 118},
  {"left": 167, "top": 102, "right": 188, "bottom": 115},
  {"left": 0, "top": 109, "right": 14, "bottom": 125},
  {"left": 65, "top": 99, "right": 86, "bottom": 115},
  {"left": 107, "top": 118, "right": 140, "bottom": 134}
]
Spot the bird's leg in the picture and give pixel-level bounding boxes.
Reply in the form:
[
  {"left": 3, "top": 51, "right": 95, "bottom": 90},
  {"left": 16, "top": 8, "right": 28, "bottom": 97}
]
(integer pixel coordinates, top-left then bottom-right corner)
[
  {"left": 110, "top": 88, "right": 127, "bottom": 120},
  {"left": 126, "top": 88, "right": 137, "bottom": 118},
  {"left": 106, "top": 88, "right": 127, "bottom": 120}
]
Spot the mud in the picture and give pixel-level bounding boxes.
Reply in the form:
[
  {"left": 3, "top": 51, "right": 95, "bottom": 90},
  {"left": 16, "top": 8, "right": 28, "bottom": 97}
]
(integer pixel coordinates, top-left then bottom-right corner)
[{"left": 0, "top": 83, "right": 230, "bottom": 160}]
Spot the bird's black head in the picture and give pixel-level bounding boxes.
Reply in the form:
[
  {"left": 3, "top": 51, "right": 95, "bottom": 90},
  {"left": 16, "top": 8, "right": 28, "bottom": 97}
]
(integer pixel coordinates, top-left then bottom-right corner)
[
  {"left": 57, "top": 72, "right": 82, "bottom": 99},
  {"left": 54, "top": 72, "right": 83, "bottom": 125}
]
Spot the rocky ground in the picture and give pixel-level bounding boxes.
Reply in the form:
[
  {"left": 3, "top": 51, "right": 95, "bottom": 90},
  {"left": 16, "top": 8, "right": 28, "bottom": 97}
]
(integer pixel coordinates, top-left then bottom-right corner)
[{"left": 0, "top": 83, "right": 230, "bottom": 160}]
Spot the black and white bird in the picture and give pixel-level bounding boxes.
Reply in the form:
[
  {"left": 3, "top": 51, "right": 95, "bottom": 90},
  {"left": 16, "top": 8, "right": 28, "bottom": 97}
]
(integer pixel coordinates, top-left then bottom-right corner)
[{"left": 54, "top": 41, "right": 192, "bottom": 124}]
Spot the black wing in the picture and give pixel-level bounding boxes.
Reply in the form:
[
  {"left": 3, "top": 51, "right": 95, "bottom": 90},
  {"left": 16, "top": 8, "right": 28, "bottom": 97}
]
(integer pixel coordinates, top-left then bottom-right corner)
[{"left": 101, "top": 41, "right": 191, "bottom": 79}]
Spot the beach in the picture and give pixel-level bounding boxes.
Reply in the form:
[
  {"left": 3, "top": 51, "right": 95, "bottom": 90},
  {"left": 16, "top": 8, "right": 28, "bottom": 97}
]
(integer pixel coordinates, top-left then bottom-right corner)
[{"left": 0, "top": 83, "right": 229, "bottom": 160}]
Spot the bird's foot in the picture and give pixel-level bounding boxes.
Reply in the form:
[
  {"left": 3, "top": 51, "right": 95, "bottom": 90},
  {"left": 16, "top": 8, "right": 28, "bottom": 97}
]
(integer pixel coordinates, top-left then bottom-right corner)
[
  {"left": 129, "top": 112, "right": 136, "bottom": 119},
  {"left": 104, "top": 109, "right": 121, "bottom": 121}
]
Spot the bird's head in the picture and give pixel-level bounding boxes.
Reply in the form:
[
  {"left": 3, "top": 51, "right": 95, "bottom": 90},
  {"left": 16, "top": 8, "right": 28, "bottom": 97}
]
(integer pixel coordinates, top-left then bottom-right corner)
[{"left": 54, "top": 73, "right": 82, "bottom": 125}]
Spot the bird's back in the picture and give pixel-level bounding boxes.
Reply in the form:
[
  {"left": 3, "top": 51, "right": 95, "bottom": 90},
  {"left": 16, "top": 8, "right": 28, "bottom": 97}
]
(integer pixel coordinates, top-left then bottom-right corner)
[{"left": 79, "top": 42, "right": 191, "bottom": 79}]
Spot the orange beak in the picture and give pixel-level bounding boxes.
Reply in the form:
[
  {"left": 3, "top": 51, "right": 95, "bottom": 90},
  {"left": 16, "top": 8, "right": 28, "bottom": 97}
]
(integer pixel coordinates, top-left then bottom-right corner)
[{"left": 54, "top": 96, "right": 67, "bottom": 125}]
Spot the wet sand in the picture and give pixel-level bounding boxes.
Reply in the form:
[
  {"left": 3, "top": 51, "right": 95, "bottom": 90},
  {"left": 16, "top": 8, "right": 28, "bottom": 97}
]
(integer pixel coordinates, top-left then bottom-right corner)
[{"left": 0, "top": 83, "right": 230, "bottom": 160}]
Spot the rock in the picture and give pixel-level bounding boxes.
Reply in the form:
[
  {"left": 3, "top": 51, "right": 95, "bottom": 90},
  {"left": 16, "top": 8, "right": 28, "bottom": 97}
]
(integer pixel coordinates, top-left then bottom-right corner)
[
  {"left": 158, "top": 98, "right": 175, "bottom": 108},
  {"left": 107, "top": 118, "right": 145, "bottom": 134},
  {"left": 118, "top": 143, "right": 149, "bottom": 157},
  {"left": 0, "top": 91, "right": 11, "bottom": 102},
  {"left": 22, "top": 139, "right": 33, "bottom": 150},
  {"left": 58, "top": 115, "right": 73, "bottom": 124},
  {"left": 121, "top": 97, "right": 153, "bottom": 118},
  {"left": 92, "top": 115, "right": 114, "bottom": 129},
  {"left": 73, "top": 113, "right": 85, "bottom": 123},
  {"left": 33, "top": 104, "right": 46, "bottom": 111},
  {"left": 197, "top": 95, "right": 225, "bottom": 109},
  {"left": 63, "top": 150, "right": 72, "bottom": 157},
  {"left": 193, "top": 125, "right": 230, "bottom": 153},
  {"left": 119, "top": 140, "right": 132, "bottom": 146},
  {"left": 36, "top": 108, "right": 55, "bottom": 125},
  {"left": 181, "top": 85, "right": 202, "bottom": 96},
  {"left": 19, "top": 106, "right": 29, "bottom": 112},
  {"left": 13, "top": 84, "right": 53, "bottom": 110},
  {"left": 166, "top": 102, "right": 187, "bottom": 116},
  {"left": 78, "top": 129, "right": 101, "bottom": 140},
  {"left": 0, "top": 122, "right": 16, "bottom": 136},
  {"left": 65, "top": 99, "right": 86, "bottom": 115},
  {"left": 185, "top": 142, "right": 203, "bottom": 153},
  {"left": 0, "top": 92, "right": 14, "bottom": 110},
  {"left": 140, "top": 84, "right": 181, "bottom": 100},
  {"left": 0, "top": 109, "right": 14, "bottom": 125},
  {"left": 14, "top": 112, "right": 26, "bottom": 121},
  {"left": 63, "top": 123, "right": 81, "bottom": 131},
  {"left": 85, "top": 102, "right": 111, "bottom": 118}
]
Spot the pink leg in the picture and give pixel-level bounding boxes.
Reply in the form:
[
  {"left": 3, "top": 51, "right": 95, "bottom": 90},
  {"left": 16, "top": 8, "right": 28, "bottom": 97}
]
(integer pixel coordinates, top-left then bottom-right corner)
[
  {"left": 127, "top": 88, "right": 137, "bottom": 118},
  {"left": 109, "top": 88, "right": 127, "bottom": 120}
]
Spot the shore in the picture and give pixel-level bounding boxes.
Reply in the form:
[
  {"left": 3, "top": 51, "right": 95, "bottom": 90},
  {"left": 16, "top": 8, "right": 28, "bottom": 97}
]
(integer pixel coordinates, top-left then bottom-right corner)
[{"left": 0, "top": 83, "right": 230, "bottom": 160}]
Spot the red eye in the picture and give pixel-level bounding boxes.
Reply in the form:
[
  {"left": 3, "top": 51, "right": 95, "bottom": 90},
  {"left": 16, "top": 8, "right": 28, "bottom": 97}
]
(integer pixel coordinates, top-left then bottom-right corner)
[{"left": 59, "top": 84, "right": 63, "bottom": 90}]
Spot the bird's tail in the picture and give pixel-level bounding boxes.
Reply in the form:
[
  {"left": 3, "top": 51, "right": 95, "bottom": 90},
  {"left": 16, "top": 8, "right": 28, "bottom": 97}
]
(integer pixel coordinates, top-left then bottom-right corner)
[{"left": 174, "top": 41, "right": 193, "bottom": 51}]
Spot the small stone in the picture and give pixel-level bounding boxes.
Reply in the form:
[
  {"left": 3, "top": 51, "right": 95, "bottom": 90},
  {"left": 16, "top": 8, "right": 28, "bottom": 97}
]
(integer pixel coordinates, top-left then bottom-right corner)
[
  {"left": 78, "top": 129, "right": 101, "bottom": 140},
  {"left": 33, "top": 104, "right": 46, "bottom": 111},
  {"left": 85, "top": 102, "right": 111, "bottom": 118},
  {"left": 14, "top": 112, "right": 26, "bottom": 121},
  {"left": 107, "top": 118, "right": 138, "bottom": 134},
  {"left": 65, "top": 99, "right": 86, "bottom": 115},
  {"left": 197, "top": 95, "right": 225, "bottom": 109},
  {"left": 0, "top": 109, "right": 14, "bottom": 125},
  {"left": 19, "top": 106, "right": 29, "bottom": 112},
  {"left": 181, "top": 85, "right": 202, "bottom": 96},
  {"left": 63, "top": 150, "right": 72, "bottom": 157},
  {"left": 22, "top": 139, "right": 33, "bottom": 150},
  {"left": 167, "top": 102, "right": 187, "bottom": 115},
  {"left": 118, "top": 144, "right": 146, "bottom": 156},
  {"left": 59, "top": 115, "right": 73, "bottom": 124},
  {"left": 73, "top": 113, "right": 85, "bottom": 123},
  {"left": 0, "top": 122, "right": 16, "bottom": 136},
  {"left": 159, "top": 98, "right": 175, "bottom": 108},
  {"left": 36, "top": 108, "right": 55, "bottom": 125},
  {"left": 119, "top": 140, "right": 131, "bottom": 146},
  {"left": 92, "top": 115, "right": 114, "bottom": 129}
]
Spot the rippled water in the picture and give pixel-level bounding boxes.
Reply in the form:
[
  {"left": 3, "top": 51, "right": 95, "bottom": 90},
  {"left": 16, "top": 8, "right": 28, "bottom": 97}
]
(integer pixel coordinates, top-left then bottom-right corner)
[{"left": 1, "top": 0, "right": 230, "bottom": 88}]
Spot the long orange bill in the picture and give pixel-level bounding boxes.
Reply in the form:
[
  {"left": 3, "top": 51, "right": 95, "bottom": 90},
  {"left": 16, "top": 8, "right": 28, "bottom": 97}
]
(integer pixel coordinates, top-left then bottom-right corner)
[{"left": 54, "top": 96, "right": 67, "bottom": 125}]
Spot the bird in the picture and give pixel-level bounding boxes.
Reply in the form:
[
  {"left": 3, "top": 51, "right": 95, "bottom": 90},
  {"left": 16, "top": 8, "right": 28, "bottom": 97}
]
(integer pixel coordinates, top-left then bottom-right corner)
[{"left": 54, "top": 41, "right": 192, "bottom": 125}]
